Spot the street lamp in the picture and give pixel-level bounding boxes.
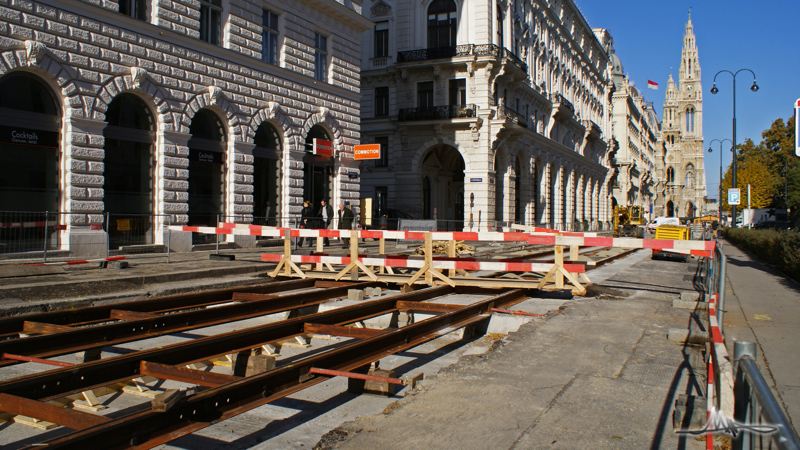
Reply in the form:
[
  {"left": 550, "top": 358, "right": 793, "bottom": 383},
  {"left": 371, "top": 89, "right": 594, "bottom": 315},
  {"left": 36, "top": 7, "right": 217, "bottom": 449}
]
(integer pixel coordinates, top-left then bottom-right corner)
[
  {"left": 708, "top": 138, "right": 732, "bottom": 222},
  {"left": 710, "top": 69, "right": 759, "bottom": 228}
]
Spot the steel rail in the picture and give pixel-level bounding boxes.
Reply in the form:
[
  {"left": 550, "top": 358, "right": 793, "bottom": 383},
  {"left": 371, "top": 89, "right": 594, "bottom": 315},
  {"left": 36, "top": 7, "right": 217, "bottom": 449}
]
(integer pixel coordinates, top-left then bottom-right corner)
[
  {"left": 23, "top": 288, "right": 527, "bottom": 449},
  {"left": 0, "top": 286, "right": 455, "bottom": 400},
  {"left": 0, "top": 280, "right": 377, "bottom": 367},
  {"left": 0, "top": 278, "right": 317, "bottom": 331}
]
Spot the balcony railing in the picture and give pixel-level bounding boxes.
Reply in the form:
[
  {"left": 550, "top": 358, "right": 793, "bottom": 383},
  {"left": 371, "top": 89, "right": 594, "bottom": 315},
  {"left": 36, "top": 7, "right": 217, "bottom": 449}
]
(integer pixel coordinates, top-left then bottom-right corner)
[
  {"left": 370, "top": 56, "right": 392, "bottom": 68},
  {"left": 503, "top": 107, "right": 528, "bottom": 128},
  {"left": 398, "top": 104, "right": 476, "bottom": 122},
  {"left": 397, "top": 44, "right": 527, "bottom": 73}
]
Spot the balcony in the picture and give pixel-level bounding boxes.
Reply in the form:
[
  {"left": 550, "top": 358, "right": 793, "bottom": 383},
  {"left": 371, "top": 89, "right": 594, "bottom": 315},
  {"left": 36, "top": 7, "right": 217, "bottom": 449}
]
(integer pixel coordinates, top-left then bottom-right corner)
[
  {"left": 397, "top": 44, "right": 527, "bottom": 73},
  {"left": 503, "top": 107, "right": 528, "bottom": 128},
  {"left": 398, "top": 104, "right": 476, "bottom": 122}
]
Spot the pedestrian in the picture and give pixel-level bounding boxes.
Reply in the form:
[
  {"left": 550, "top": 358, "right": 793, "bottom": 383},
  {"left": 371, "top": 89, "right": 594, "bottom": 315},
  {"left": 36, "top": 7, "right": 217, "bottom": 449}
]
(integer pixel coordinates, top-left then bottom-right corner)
[
  {"left": 298, "top": 200, "right": 316, "bottom": 247},
  {"left": 318, "top": 199, "right": 333, "bottom": 246},
  {"left": 337, "top": 202, "right": 354, "bottom": 248},
  {"left": 264, "top": 200, "right": 272, "bottom": 226}
]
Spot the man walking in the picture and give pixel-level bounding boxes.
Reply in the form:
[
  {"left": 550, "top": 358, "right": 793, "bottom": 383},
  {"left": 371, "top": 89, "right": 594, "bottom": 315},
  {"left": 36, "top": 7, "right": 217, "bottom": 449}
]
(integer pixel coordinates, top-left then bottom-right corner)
[
  {"left": 337, "top": 202, "right": 354, "bottom": 248},
  {"left": 318, "top": 199, "right": 333, "bottom": 246}
]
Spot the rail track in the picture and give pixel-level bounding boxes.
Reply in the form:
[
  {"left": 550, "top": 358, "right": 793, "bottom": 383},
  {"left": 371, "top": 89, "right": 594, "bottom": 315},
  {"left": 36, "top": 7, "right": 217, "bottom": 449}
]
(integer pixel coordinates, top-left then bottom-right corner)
[
  {"left": 0, "top": 243, "right": 645, "bottom": 448},
  {"left": 0, "top": 280, "right": 533, "bottom": 449}
]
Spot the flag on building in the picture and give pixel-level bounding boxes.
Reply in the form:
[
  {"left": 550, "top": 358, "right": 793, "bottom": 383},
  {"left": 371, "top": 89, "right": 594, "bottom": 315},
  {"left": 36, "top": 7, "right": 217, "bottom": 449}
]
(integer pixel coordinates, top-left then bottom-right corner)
[{"left": 647, "top": 80, "right": 659, "bottom": 90}]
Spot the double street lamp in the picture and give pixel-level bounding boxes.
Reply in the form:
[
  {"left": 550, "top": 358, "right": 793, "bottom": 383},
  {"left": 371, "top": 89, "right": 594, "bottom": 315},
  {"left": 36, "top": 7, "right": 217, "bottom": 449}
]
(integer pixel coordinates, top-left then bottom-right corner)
[
  {"left": 710, "top": 69, "right": 759, "bottom": 228},
  {"left": 708, "top": 138, "right": 732, "bottom": 221}
]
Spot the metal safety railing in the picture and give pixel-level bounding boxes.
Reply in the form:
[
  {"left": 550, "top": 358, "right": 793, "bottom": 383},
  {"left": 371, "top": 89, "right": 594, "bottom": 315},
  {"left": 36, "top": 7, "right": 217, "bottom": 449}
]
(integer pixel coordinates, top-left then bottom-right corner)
[
  {"left": 733, "top": 342, "right": 800, "bottom": 450},
  {"left": 0, "top": 210, "right": 64, "bottom": 261}
]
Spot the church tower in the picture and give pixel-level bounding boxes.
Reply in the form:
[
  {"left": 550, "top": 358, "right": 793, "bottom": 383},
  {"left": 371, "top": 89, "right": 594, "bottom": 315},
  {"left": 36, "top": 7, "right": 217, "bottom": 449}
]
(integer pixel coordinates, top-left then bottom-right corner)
[{"left": 660, "top": 12, "right": 706, "bottom": 217}]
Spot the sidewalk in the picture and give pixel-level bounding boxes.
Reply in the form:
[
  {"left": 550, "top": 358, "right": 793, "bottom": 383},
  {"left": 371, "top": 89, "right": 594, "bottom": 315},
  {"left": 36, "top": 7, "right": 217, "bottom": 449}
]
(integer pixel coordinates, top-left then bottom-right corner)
[
  {"left": 718, "top": 239, "right": 800, "bottom": 435},
  {"left": 318, "top": 250, "right": 708, "bottom": 450}
]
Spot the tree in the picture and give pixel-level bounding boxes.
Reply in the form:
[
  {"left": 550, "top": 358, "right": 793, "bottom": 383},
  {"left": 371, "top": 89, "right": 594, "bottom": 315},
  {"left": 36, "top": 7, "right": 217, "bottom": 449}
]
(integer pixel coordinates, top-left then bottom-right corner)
[{"left": 720, "top": 158, "right": 777, "bottom": 210}]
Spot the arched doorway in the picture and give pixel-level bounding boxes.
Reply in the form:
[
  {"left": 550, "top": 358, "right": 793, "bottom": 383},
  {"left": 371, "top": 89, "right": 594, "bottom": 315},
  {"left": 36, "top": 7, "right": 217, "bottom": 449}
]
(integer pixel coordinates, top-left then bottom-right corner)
[
  {"left": 686, "top": 202, "right": 696, "bottom": 218},
  {"left": 0, "top": 72, "right": 61, "bottom": 254},
  {"left": 667, "top": 200, "right": 675, "bottom": 217},
  {"left": 188, "top": 109, "right": 226, "bottom": 243},
  {"left": 104, "top": 93, "right": 155, "bottom": 249},
  {"left": 253, "top": 122, "right": 281, "bottom": 226},
  {"left": 421, "top": 145, "right": 464, "bottom": 230}
]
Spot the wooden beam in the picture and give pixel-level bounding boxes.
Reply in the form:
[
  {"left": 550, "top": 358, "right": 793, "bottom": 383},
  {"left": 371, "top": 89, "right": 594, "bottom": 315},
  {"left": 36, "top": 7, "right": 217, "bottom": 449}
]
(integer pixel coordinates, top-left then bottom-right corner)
[
  {"left": 22, "top": 321, "right": 75, "bottom": 335},
  {"left": 0, "top": 393, "right": 110, "bottom": 430},
  {"left": 139, "top": 361, "right": 241, "bottom": 388},
  {"left": 304, "top": 323, "right": 387, "bottom": 339},
  {"left": 109, "top": 310, "right": 158, "bottom": 321}
]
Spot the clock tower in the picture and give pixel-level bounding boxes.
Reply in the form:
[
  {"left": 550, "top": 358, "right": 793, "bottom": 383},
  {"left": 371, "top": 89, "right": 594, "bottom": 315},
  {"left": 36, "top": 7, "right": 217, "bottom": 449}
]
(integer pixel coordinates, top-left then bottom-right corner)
[{"left": 660, "top": 11, "right": 706, "bottom": 217}]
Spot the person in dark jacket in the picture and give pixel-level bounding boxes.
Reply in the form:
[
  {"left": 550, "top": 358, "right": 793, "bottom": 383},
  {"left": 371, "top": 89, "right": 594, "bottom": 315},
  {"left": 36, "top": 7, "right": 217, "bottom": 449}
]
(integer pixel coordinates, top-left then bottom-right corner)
[
  {"left": 318, "top": 199, "right": 333, "bottom": 246},
  {"left": 298, "top": 200, "right": 316, "bottom": 247},
  {"left": 337, "top": 202, "right": 354, "bottom": 248}
]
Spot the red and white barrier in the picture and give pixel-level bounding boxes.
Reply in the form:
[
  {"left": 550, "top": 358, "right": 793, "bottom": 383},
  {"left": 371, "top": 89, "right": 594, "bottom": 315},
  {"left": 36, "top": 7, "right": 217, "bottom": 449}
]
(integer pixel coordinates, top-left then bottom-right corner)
[
  {"left": 527, "top": 234, "right": 716, "bottom": 258},
  {"left": 708, "top": 293, "right": 734, "bottom": 419},
  {"left": 171, "top": 223, "right": 536, "bottom": 243},
  {"left": 261, "top": 253, "right": 586, "bottom": 273},
  {"left": 25, "top": 256, "right": 126, "bottom": 266},
  {"left": 0, "top": 221, "right": 48, "bottom": 229}
]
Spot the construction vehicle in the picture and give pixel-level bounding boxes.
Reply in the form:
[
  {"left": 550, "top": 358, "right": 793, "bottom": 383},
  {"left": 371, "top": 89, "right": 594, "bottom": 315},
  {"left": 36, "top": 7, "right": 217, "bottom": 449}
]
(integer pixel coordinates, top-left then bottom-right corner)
[
  {"left": 651, "top": 224, "right": 690, "bottom": 261},
  {"left": 612, "top": 205, "right": 646, "bottom": 238}
]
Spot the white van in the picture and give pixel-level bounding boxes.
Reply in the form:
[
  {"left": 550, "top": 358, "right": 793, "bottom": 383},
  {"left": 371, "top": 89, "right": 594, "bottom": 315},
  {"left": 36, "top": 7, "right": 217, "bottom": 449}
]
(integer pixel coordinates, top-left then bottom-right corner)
[{"left": 646, "top": 216, "right": 681, "bottom": 233}]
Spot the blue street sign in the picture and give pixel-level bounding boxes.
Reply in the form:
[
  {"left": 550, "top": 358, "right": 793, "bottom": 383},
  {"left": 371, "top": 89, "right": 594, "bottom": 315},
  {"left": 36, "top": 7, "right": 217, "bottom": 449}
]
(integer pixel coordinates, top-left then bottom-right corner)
[{"left": 728, "top": 188, "right": 741, "bottom": 206}]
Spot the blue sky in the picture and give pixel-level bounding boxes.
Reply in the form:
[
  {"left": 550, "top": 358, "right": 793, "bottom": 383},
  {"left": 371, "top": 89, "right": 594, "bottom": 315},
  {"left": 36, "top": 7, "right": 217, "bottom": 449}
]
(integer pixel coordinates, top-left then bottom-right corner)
[{"left": 577, "top": 1, "right": 799, "bottom": 199}]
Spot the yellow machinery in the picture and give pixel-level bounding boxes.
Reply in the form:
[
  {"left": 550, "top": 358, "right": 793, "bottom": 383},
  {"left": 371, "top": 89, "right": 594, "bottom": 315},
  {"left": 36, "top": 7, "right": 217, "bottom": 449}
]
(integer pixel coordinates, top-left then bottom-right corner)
[
  {"left": 652, "top": 224, "right": 690, "bottom": 261},
  {"left": 613, "top": 205, "right": 646, "bottom": 238}
]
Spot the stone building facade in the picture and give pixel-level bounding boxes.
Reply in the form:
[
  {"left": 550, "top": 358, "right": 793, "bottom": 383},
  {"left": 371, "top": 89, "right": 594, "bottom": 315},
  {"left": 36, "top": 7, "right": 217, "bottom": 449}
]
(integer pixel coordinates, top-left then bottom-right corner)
[
  {"left": 656, "top": 14, "right": 706, "bottom": 218},
  {"left": 604, "top": 37, "right": 659, "bottom": 215},
  {"left": 357, "top": 0, "right": 612, "bottom": 231},
  {"left": 0, "top": 0, "right": 371, "bottom": 255}
]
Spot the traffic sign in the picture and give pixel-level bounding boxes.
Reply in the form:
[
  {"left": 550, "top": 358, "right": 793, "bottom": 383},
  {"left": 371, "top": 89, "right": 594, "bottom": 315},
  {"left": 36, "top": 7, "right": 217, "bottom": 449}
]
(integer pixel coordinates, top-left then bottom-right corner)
[
  {"left": 728, "top": 188, "right": 741, "bottom": 206},
  {"left": 795, "top": 98, "right": 799, "bottom": 156}
]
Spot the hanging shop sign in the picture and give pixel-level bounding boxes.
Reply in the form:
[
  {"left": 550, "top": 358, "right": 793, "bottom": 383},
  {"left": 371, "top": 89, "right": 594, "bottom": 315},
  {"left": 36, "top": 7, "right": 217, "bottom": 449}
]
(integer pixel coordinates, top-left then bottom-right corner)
[
  {"left": 313, "top": 138, "right": 334, "bottom": 157},
  {"left": 353, "top": 143, "right": 381, "bottom": 160},
  {"left": 0, "top": 126, "right": 59, "bottom": 148}
]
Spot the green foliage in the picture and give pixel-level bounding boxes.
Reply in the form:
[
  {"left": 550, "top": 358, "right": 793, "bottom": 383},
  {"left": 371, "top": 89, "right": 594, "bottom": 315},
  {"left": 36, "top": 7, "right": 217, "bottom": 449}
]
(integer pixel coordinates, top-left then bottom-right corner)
[
  {"left": 722, "top": 228, "right": 800, "bottom": 282},
  {"left": 719, "top": 116, "right": 799, "bottom": 219}
]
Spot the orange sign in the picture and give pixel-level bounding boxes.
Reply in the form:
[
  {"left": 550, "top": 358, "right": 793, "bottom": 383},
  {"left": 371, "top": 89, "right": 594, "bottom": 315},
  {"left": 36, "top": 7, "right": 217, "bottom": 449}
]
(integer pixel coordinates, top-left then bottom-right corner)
[
  {"left": 354, "top": 143, "right": 381, "bottom": 160},
  {"left": 313, "top": 138, "right": 333, "bottom": 157}
]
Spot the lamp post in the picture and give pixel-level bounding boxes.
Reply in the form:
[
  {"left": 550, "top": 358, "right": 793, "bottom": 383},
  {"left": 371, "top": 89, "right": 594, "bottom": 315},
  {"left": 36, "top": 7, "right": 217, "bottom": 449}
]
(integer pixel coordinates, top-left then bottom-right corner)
[
  {"left": 710, "top": 69, "right": 759, "bottom": 228},
  {"left": 783, "top": 162, "right": 789, "bottom": 211},
  {"left": 708, "top": 138, "right": 732, "bottom": 222}
]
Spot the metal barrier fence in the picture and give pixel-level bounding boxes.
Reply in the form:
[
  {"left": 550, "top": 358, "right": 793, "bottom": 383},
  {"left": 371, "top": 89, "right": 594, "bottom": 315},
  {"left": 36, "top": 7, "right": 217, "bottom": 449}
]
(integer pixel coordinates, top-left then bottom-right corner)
[
  {"left": 0, "top": 211, "right": 175, "bottom": 263},
  {"left": 697, "top": 239, "right": 799, "bottom": 448},
  {"left": 733, "top": 342, "right": 800, "bottom": 450},
  {"left": 0, "top": 211, "right": 63, "bottom": 261}
]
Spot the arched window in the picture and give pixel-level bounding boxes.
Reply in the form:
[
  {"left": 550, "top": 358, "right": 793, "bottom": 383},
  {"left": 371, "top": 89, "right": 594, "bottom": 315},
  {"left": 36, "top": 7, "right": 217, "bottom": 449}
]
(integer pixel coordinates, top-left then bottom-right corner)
[
  {"left": 685, "top": 164, "right": 695, "bottom": 188},
  {"left": 427, "top": 0, "right": 457, "bottom": 49},
  {"left": 667, "top": 167, "right": 675, "bottom": 183},
  {"left": 685, "top": 106, "right": 695, "bottom": 132},
  {"left": 188, "top": 109, "right": 227, "bottom": 241},
  {"left": 104, "top": 93, "right": 155, "bottom": 248},
  {"left": 253, "top": 122, "right": 282, "bottom": 226},
  {"left": 0, "top": 73, "right": 60, "bottom": 213}
]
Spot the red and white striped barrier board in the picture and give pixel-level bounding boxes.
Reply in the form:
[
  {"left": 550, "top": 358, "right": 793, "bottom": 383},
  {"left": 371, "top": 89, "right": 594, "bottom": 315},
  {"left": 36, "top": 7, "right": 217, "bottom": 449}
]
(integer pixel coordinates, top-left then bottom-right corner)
[
  {"left": 527, "top": 234, "right": 716, "bottom": 257},
  {"left": 510, "top": 223, "right": 599, "bottom": 237},
  {"left": 25, "top": 256, "right": 126, "bottom": 266},
  {"left": 0, "top": 221, "right": 48, "bottom": 229},
  {"left": 172, "top": 223, "right": 535, "bottom": 243},
  {"left": 261, "top": 253, "right": 586, "bottom": 273}
]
